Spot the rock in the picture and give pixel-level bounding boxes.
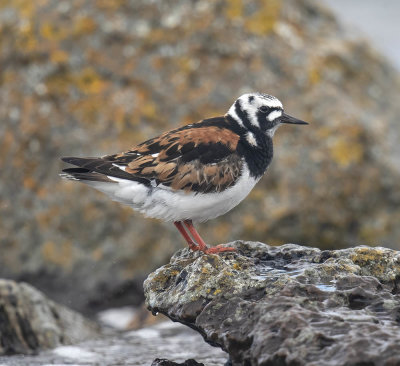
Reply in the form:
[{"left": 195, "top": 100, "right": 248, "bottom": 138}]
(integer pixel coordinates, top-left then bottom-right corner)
[
  {"left": 152, "top": 358, "right": 204, "bottom": 366},
  {"left": 144, "top": 241, "right": 400, "bottom": 366},
  {"left": 0, "top": 279, "right": 99, "bottom": 355},
  {"left": 1, "top": 0, "right": 400, "bottom": 314}
]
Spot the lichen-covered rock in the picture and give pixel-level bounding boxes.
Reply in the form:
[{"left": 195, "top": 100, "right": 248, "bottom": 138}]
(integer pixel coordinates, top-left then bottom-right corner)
[
  {"left": 0, "top": 279, "right": 99, "bottom": 355},
  {"left": 1, "top": 0, "right": 400, "bottom": 314},
  {"left": 144, "top": 241, "right": 400, "bottom": 366}
]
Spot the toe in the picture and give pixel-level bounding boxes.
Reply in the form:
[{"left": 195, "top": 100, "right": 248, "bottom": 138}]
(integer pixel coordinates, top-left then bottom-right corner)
[{"left": 204, "top": 246, "right": 236, "bottom": 254}]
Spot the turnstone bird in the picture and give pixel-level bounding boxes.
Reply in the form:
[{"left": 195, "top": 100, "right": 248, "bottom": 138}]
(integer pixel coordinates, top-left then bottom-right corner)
[{"left": 61, "top": 93, "right": 307, "bottom": 254}]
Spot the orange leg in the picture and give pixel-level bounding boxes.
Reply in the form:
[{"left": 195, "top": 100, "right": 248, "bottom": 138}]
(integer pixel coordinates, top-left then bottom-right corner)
[
  {"left": 174, "top": 221, "right": 198, "bottom": 251},
  {"left": 183, "top": 220, "right": 236, "bottom": 254},
  {"left": 183, "top": 220, "right": 208, "bottom": 252},
  {"left": 204, "top": 243, "right": 236, "bottom": 254}
]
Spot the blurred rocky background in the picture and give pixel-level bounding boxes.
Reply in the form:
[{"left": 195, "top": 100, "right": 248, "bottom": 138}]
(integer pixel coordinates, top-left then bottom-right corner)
[{"left": 1, "top": 0, "right": 400, "bottom": 315}]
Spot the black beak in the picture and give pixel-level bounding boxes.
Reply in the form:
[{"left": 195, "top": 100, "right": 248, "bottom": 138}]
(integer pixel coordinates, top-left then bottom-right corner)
[{"left": 279, "top": 113, "right": 308, "bottom": 125}]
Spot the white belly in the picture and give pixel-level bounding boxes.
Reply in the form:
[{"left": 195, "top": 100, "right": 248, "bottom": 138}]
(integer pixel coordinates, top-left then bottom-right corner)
[
  {"left": 142, "top": 166, "right": 259, "bottom": 222},
  {"left": 87, "top": 166, "right": 259, "bottom": 222}
]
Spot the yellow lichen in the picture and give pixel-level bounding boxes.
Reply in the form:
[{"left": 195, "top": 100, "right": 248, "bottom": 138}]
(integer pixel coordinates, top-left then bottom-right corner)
[
  {"left": 15, "top": 21, "right": 38, "bottom": 52},
  {"left": 140, "top": 100, "right": 158, "bottom": 120},
  {"left": 50, "top": 49, "right": 69, "bottom": 64},
  {"left": 352, "top": 247, "right": 385, "bottom": 261},
  {"left": 329, "top": 137, "right": 363, "bottom": 167},
  {"left": 245, "top": 0, "right": 281, "bottom": 35},
  {"left": 45, "top": 71, "right": 72, "bottom": 96},
  {"left": 41, "top": 241, "right": 73, "bottom": 269},
  {"left": 2, "top": 0, "right": 35, "bottom": 18},
  {"left": 74, "top": 67, "right": 107, "bottom": 95},
  {"left": 226, "top": 0, "right": 243, "bottom": 19},
  {"left": 308, "top": 68, "right": 321, "bottom": 84},
  {"left": 213, "top": 288, "right": 222, "bottom": 295},
  {"left": 97, "top": 0, "right": 127, "bottom": 11},
  {"left": 350, "top": 248, "right": 388, "bottom": 275},
  {"left": 73, "top": 17, "right": 97, "bottom": 36},
  {"left": 232, "top": 263, "right": 241, "bottom": 270},
  {"left": 40, "top": 22, "right": 69, "bottom": 41},
  {"left": 226, "top": 0, "right": 281, "bottom": 35}
]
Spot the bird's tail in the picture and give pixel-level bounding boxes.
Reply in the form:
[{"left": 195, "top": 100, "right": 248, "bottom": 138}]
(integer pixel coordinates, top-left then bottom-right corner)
[{"left": 60, "top": 167, "right": 115, "bottom": 183}]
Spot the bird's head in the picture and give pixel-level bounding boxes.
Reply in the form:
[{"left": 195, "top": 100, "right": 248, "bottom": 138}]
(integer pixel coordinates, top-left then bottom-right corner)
[{"left": 227, "top": 93, "right": 308, "bottom": 138}]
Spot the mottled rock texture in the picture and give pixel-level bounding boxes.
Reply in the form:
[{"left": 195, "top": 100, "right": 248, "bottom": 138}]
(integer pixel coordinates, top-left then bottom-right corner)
[
  {"left": 0, "top": 279, "right": 99, "bottom": 355},
  {"left": 1, "top": 0, "right": 400, "bottom": 313},
  {"left": 145, "top": 241, "right": 400, "bottom": 366}
]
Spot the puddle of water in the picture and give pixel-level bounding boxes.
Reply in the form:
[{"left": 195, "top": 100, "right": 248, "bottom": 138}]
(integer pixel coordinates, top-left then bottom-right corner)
[
  {"left": 315, "top": 283, "right": 336, "bottom": 292},
  {"left": 253, "top": 263, "right": 304, "bottom": 280},
  {"left": 253, "top": 262, "right": 337, "bottom": 293}
]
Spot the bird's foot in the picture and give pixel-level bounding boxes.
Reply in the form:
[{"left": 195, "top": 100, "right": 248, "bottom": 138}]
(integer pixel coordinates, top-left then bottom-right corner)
[
  {"left": 187, "top": 241, "right": 199, "bottom": 251},
  {"left": 202, "top": 244, "right": 236, "bottom": 254}
]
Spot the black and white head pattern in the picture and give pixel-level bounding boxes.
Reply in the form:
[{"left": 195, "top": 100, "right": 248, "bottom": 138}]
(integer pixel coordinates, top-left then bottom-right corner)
[{"left": 227, "top": 93, "right": 284, "bottom": 144}]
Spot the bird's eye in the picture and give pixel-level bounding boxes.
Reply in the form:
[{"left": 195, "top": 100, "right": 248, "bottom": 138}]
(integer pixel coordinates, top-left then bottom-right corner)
[{"left": 259, "top": 106, "right": 269, "bottom": 113}]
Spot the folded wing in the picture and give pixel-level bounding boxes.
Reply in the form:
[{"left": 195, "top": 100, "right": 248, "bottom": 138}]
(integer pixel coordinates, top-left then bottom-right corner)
[{"left": 61, "top": 117, "right": 243, "bottom": 194}]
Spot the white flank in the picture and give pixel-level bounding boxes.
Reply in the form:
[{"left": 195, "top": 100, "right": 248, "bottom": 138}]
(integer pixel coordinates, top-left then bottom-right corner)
[
  {"left": 151, "top": 153, "right": 159, "bottom": 157},
  {"left": 87, "top": 165, "right": 259, "bottom": 223},
  {"left": 141, "top": 164, "right": 259, "bottom": 222}
]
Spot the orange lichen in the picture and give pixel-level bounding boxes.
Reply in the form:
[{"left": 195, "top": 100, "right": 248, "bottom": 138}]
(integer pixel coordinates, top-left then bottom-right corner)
[
  {"left": 50, "top": 49, "right": 69, "bottom": 64},
  {"left": 308, "top": 68, "right": 321, "bottom": 84},
  {"left": 226, "top": 0, "right": 243, "bottom": 20},
  {"left": 73, "top": 17, "right": 97, "bottom": 36},
  {"left": 329, "top": 137, "right": 364, "bottom": 167},
  {"left": 40, "top": 22, "right": 69, "bottom": 41},
  {"left": 41, "top": 241, "right": 74, "bottom": 269},
  {"left": 73, "top": 67, "right": 107, "bottom": 95}
]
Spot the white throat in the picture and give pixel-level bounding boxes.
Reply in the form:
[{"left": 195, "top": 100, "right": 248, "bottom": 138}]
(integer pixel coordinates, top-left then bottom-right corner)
[{"left": 266, "top": 124, "right": 281, "bottom": 137}]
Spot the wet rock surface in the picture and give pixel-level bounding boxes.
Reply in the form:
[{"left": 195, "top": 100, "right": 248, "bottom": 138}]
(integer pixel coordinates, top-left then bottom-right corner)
[
  {"left": 0, "top": 279, "right": 99, "bottom": 355},
  {"left": 145, "top": 241, "right": 400, "bottom": 366},
  {"left": 152, "top": 358, "right": 205, "bottom": 366},
  {"left": 1, "top": 0, "right": 400, "bottom": 315},
  {"left": 0, "top": 321, "right": 227, "bottom": 366}
]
